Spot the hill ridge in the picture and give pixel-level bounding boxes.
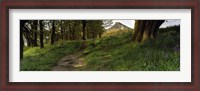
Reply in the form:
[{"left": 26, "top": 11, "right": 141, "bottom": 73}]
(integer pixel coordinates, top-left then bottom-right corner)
[{"left": 107, "top": 22, "right": 133, "bottom": 30}]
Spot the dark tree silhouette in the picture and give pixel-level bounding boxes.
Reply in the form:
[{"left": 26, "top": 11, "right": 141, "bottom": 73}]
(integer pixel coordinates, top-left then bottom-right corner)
[
  {"left": 20, "top": 20, "right": 28, "bottom": 59},
  {"left": 65, "top": 21, "right": 70, "bottom": 40},
  {"left": 72, "top": 21, "right": 77, "bottom": 40},
  {"left": 131, "top": 20, "right": 165, "bottom": 42},
  {"left": 39, "top": 20, "right": 44, "bottom": 48},
  {"left": 82, "top": 20, "right": 87, "bottom": 40},
  {"left": 51, "top": 20, "right": 56, "bottom": 44},
  {"left": 23, "top": 23, "right": 32, "bottom": 47},
  {"left": 32, "top": 20, "right": 38, "bottom": 46},
  {"left": 60, "top": 20, "right": 64, "bottom": 40}
]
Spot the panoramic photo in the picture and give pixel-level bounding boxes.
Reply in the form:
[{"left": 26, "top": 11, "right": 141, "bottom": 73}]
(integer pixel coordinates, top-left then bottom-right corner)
[{"left": 20, "top": 20, "right": 180, "bottom": 71}]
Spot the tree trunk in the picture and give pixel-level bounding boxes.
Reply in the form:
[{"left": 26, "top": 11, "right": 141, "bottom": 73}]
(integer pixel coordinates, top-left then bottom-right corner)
[
  {"left": 23, "top": 24, "right": 33, "bottom": 46},
  {"left": 82, "top": 20, "right": 86, "bottom": 40},
  {"left": 23, "top": 26, "right": 32, "bottom": 47},
  {"left": 24, "top": 33, "right": 32, "bottom": 46},
  {"left": 39, "top": 20, "right": 44, "bottom": 48},
  {"left": 51, "top": 20, "right": 56, "bottom": 44},
  {"left": 65, "top": 28, "right": 68, "bottom": 40},
  {"left": 33, "top": 32, "right": 38, "bottom": 46},
  {"left": 20, "top": 23, "right": 24, "bottom": 60},
  {"left": 131, "top": 20, "right": 141, "bottom": 41},
  {"left": 99, "top": 33, "right": 102, "bottom": 38},
  {"left": 20, "top": 20, "right": 28, "bottom": 59},
  {"left": 72, "top": 22, "right": 76, "bottom": 40},
  {"left": 131, "top": 20, "right": 165, "bottom": 42},
  {"left": 69, "top": 23, "right": 72, "bottom": 40},
  {"left": 92, "top": 31, "right": 95, "bottom": 39},
  {"left": 61, "top": 20, "right": 64, "bottom": 40},
  {"left": 32, "top": 20, "right": 38, "bottom": 46}
]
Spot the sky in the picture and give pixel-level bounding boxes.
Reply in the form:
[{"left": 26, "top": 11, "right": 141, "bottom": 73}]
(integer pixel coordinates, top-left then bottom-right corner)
[{"left": 107, "top": 20, "right": 180, "bottom": 29}]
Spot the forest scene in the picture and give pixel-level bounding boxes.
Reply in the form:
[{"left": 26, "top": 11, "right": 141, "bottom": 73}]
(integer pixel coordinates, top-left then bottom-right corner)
[{"left": 20, "top": 20, "right": 180, "bottom": 71}]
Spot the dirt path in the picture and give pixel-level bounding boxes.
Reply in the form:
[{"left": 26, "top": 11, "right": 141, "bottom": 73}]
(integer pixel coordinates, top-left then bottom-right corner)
[{"left": 52, "top": 42, "right": 87, "bottom": 71}]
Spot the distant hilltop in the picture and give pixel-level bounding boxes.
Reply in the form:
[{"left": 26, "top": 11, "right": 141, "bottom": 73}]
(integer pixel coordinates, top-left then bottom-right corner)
[
  {"left": 107, "top": 22, "right": 133, "bottom": 31},
  {"left": 103, "top": 22, "right": 133, "bottom": 37}
]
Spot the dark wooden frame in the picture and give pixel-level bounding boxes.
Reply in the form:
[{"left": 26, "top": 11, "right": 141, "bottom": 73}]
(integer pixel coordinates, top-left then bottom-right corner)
[{"left": 0, "top": 0, "right": 199, "bottom": 91}]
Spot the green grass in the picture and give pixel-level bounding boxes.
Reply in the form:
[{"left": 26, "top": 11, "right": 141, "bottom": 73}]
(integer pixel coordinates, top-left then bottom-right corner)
[
  {"left": 20, "top": 40, "right": 82, "bottom": 71},
  {"left": 80, "top": 26, "right": 180, "bottom": 71},
  {"left": 21, "top": 26, "right": 180, "bottom": 71}
]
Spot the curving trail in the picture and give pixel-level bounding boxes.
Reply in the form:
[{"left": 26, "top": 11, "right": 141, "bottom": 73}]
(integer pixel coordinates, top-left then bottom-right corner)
[{"left": 52, "top": 42, "right": 87, "bottom": 71}]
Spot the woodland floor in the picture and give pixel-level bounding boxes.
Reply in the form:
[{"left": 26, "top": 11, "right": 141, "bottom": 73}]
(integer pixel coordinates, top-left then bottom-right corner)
[{"left": 52, "top": 42, "right": 87, "bottom": 71}]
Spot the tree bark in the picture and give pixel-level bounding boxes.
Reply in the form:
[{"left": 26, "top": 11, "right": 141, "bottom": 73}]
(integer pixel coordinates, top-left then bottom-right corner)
[
  {"left": 131, "top": 20, "right": 141, "bottom": 41},
  {"left": 131, "top": 20, "right": 165, "bottom": 42}
]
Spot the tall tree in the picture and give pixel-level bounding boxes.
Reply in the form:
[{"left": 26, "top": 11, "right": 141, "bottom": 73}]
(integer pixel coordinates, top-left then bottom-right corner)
[
  {"left": 20, "top": 20, "right": 28, "bottom": 59},
  {"left": 32, "top": 20, "right": 38, "bottom": 46},
  {"left": 71, "top": 21, "right": 78, "bottom": 40},
  {"left": 87, "top": 20, "right": 104, "bottom": 39},
  {"left": 65, "top": 21, "right": 70, "bottom": 40},
  {"left": 23, "top": 23, "right": 33, "bottom": 47},
  {"left": 50, "top": 20, "right": 56, "bottom": 44},
  {"left": 131, "top": 20, "right": 165, "bottom": 42},
  {"left": 69, "top": 21, "right": 72, "bottom": 40},
  {"left": 82, "top": 20, "right": 87, "bottom": 40},
  {"left": 60, "top": 20, "right": 64, "bottom": 40},
  {"left": 39, "top": 20, "right": 44, "bottom": 48}
]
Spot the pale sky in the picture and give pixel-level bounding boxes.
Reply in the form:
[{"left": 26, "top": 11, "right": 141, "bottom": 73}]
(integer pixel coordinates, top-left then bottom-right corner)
[{"left": 107, "top": 20, "right": 180, "bottom": 29}]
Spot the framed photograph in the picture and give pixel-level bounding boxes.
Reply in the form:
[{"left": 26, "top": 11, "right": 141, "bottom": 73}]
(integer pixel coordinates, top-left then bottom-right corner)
[{"left": 0, "top": 0, "right": 199, "bottom": 91}]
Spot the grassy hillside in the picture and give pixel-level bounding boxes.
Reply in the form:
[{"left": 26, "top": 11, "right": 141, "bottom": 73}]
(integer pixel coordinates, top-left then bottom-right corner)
[
  {"left": 21, "top": 25, "right": 180, "bottom": 71},
  {"left": 21, "top": 41, "right": 82, "bottom": 71}
]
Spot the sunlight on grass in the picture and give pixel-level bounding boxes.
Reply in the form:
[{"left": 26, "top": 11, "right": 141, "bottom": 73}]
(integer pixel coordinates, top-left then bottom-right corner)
[
  {"left": 21, "top": 26, "right": 180, "bottom": 71},
  {"left": 102, "top": 28, "right": 132, "bottom": 37},
  {"left": 80, "top": 26, "right": 180, "bottom": 71},
  {"left": 21, "top": 40, "right": 82, "bottom": 71}
]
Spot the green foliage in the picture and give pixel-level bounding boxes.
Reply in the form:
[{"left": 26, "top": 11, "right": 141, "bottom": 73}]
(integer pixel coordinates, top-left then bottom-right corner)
[
  {"left": 86, "top": 20, "right": 104, "bottom": 39},
  {"left": 21, "top": 40, "right": 82, "bottom": 71}
]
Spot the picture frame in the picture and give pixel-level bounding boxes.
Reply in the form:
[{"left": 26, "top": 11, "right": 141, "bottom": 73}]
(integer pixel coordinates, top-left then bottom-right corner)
[{"left": 0, "top": 0, "right": 199, "bottom": 91}]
